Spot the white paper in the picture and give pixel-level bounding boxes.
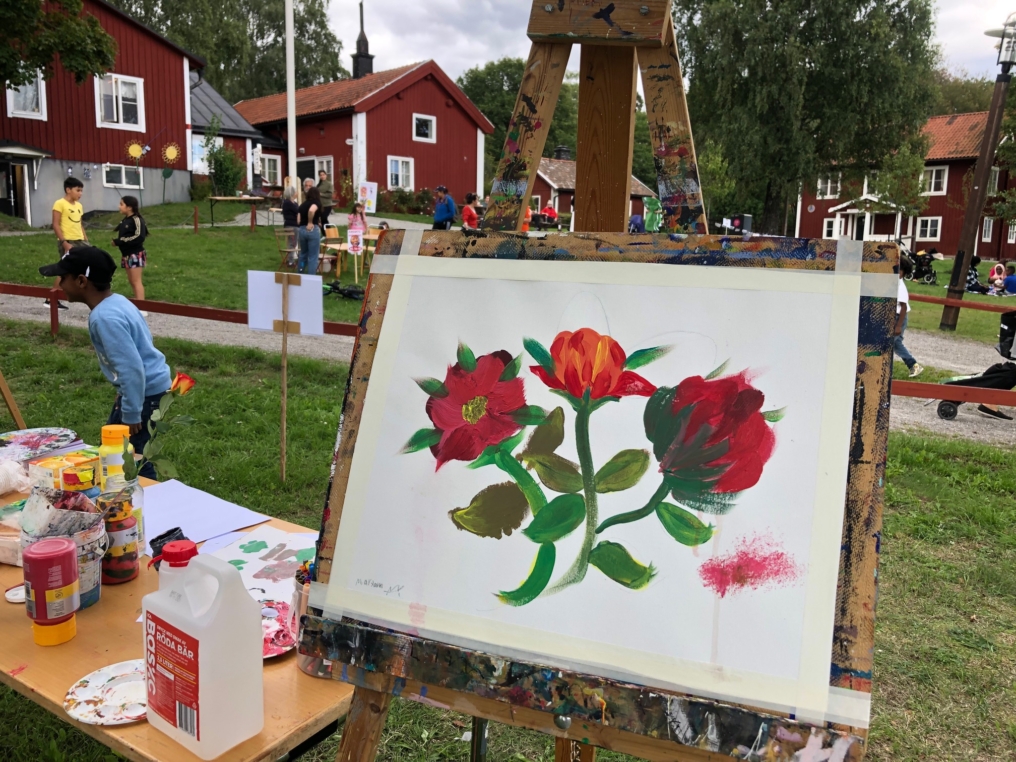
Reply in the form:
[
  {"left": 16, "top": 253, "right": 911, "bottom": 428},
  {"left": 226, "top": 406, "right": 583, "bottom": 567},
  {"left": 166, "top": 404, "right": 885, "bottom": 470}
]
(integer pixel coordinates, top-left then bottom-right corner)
[
  {"left": 143, "top": 480, "right": 269, "bottom": 555},
  {"left": 246, "top": 271, "right": 324, "bottom": 336},
  {"left": 358, "top": 181, "right": 378, "bottom": 213},
  {"left": 197, "top": 531, "right": 247, "bottom": 555},
  {"left": 210, "top": 525, "right": 316, "bottom": 603}
]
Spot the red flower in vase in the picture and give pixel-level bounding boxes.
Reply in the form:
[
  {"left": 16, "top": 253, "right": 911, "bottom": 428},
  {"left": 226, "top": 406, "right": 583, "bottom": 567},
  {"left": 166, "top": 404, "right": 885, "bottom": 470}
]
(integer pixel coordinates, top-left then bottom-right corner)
[{"left": 529, "top": 328, "right": 656, "bottom": 401}]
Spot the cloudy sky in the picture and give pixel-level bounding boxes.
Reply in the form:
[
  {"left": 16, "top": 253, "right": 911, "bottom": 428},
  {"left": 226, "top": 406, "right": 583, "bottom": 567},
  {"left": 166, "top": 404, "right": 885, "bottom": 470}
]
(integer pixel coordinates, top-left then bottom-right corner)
[{"left": 329, "top": 0, "right": 1014, "bottom": 83}]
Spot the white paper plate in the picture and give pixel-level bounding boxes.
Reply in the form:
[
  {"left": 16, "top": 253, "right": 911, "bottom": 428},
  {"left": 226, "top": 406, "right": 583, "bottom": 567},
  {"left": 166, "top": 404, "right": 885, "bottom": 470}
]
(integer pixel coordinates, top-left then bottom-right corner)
[
  {"left": 4, "top": 585, "right": 25, "bottom": 604},
  {"left": 64, "top": 659, "right": 147, "bottom": 725}
]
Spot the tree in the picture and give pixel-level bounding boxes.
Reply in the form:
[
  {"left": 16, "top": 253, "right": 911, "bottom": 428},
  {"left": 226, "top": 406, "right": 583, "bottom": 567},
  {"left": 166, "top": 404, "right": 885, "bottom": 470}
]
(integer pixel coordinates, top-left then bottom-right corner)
[
  {"left": 631, "top": 94, "right": 656, "bottom": 190},
  {"left": 869, "top": 134, "right": 929, "bottom": 219},
  {"left": 204, "top": 116, "right": 247, "bottom": 195},
  {"left": 674, "top": 0, "right": 937, "bottom": 234},
  {"left": 2, "top": 0, "right": 117, "bottom": 88},
  {"left": 929, "top": 68, "right": 993, "bottom": 116},
  {"left": 106, "top": 0, "right": 348, "bottom": 104}
]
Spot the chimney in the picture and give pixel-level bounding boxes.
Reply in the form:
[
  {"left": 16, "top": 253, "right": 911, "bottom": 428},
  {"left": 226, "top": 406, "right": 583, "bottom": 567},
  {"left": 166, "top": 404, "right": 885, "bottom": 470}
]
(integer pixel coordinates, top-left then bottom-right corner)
[
  {"left": 553, "top": 145, "right": 571, "bottom": 161},
  {"left": 351, "top": 1, "right": 374, "bottom": 79}
]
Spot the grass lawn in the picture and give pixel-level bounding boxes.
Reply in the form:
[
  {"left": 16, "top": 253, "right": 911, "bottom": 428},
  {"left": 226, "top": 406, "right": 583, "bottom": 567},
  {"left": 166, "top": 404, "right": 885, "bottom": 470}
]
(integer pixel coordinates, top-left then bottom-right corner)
[
  {"left": 905, "top": 259, "right": 1012, "bottom": 346},
  {"left": 3, "top": 318, "right": 1016, "bottom": 760},
  {"left": 0, "top": 212, "right": 33, "bottom": 233},
  {"left": 0, "top": 226, "right": 367, "bottom": 324}
]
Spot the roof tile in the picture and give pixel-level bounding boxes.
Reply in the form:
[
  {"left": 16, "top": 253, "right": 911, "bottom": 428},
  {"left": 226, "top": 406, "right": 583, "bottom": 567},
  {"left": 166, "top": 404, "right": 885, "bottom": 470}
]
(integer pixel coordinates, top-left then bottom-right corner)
[
  {"left": 538, "top": 157, "right": 656, "bottom": 197},
  {"left": 923, "top": 112, "right": 987, "bottom": 161}
]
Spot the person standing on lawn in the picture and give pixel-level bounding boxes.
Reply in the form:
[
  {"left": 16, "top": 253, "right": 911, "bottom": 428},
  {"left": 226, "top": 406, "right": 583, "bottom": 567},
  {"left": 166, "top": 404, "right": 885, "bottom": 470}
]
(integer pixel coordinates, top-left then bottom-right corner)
[
  {"left": 432, "top": 185, "right": 456, "bottom": 230},
  {"left": 894, "top": 257, "right": 923, "bottom": 378},
  {"left": 111, "top": 196, "right": 149, "bottom": 306},
  {"left": 461, "top": 193, "right": 479, "bottom": 230},
  {"left": 49, "top": 177, "right": 89, "bottom": 310},
  {"left": 317, "top": 170, "right": 334, "bottom": 226},
  {"left": 38, "top": 247, "right": 171, "bottom": 479},
  {"left": 297, "top": 186, "right": 322, "bottom": 274}
]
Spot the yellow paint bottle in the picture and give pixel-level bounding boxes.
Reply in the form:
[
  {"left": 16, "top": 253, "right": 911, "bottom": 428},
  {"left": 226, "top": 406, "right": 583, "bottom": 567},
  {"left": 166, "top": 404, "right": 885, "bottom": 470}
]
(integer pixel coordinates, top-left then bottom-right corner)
[{"left": 98, "top": 424, "right": 133, "bottom": 491}]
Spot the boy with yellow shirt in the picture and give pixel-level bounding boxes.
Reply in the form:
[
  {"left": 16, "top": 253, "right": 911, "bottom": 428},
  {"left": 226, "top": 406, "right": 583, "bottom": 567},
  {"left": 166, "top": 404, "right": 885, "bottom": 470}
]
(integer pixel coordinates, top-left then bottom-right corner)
[{"left": 49, "top": 177, "right": 89, "bottom": 310}]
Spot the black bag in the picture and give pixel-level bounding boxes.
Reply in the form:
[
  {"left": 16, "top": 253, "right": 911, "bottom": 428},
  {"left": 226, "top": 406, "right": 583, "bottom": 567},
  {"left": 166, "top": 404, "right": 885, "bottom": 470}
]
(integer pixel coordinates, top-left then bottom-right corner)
[
  {"left": 999, "top": 310, "right": 1016, "bottom": 360},
  {"left": 945, "top": 362, "right": 1016, "bottom": 391}
]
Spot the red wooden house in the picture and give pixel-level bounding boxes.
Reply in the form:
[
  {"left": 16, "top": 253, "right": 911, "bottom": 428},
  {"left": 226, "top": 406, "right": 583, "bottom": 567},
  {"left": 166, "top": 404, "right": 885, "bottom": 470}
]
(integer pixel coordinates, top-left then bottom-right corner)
[
  {"left": 796, "top": 112, "right": 1016, "bottom": 261},
  {"left": 532, "top": 148, "right": 657, "bottom": 223},
  {"left": 1, "top": 0, "right": 203, "bottom": 225},
  {"left": 234, "top": 60, "right": 494, "bottom": 208}
]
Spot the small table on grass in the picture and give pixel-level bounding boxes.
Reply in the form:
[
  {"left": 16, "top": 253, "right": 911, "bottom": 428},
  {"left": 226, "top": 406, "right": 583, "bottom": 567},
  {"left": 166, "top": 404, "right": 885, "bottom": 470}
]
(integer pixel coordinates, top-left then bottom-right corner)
[
  {"left": 208, "top": 196, "right": 272, "bottom": 227},
  {"left": 0, "top": 481, "right": 352, "bottom": 762}
]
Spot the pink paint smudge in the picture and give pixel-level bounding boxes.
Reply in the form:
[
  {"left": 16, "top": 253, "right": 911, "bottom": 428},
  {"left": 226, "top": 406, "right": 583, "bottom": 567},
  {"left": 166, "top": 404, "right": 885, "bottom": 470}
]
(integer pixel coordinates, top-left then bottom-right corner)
[
  {"left": 9, "top": 664, "right": 27, "bottom": 677},
  {"left": 698, "top": 534, "right": 800, "bottom": 598}
]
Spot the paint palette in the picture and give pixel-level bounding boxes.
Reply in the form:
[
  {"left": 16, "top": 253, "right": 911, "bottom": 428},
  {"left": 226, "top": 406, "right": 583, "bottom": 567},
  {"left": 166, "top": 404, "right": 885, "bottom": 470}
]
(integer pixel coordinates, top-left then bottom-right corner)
[
  {"left": 0, "top": 428, "right": 79, "bottom": 464},
  {"left": 261, "top": 599, "right": 297, "bottom": 658},
  {"left": 64, "top": 660, "right": 147, "bottom": 725}
]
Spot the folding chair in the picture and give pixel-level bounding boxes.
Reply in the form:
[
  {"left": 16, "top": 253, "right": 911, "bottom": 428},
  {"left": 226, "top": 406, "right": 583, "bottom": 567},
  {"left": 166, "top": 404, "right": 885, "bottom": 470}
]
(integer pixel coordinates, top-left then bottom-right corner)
[
  {"left": 274, "top": 228, "right": 298, "bottom": 271},
  {"left": 319, "top": 224, "right": 343, "bottom": 280}
]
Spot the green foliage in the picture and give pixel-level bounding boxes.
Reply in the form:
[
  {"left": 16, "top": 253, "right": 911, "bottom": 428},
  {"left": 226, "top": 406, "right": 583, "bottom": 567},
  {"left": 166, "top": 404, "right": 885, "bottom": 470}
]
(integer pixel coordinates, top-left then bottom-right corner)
[
  {"left": 456, "top": 341, "right": 477, "bottom": 372},
  {"left": 869, "top": 134, "right": 930, "bottom": 218},
  {"left": 522, "top": 453, "right": 583, "bottom": 494},
  {"left": 402, "top": 428, "right": 441, "bottom": 454},
  {"left": 519, "top": 406, "right": 565, "bottom": 458},
  {"left": 656, "top": 502, "right": 714, "bottom": 546},
  {"left": 594, "top": 449, "right": 650, "bottom": 493},
  {"left": 929, "top": 67, "right": 994, "bottom": 116},
  {"left": 588, "top": 541, "right": 655, "bottom": 589},
  {"left": 203, "top": 116, "right": 247, "bottom": 196},
  {"left": 522, "top": 494, "right": 585, "bottom": 543},
  {"left": 1, "top": 0, "right": 117, "bottom": 87},
  {"left": 497, "top": 543, "right": 556, "bottom": 606},
  {"left": 105, "top": 0, "right": 348, "bottom": 104},
  {"left": 632, "top": 96, "right": 657, "bottom": 190},
  {"left": 696, "top": 139, "right": 744, "bottom": 224}
]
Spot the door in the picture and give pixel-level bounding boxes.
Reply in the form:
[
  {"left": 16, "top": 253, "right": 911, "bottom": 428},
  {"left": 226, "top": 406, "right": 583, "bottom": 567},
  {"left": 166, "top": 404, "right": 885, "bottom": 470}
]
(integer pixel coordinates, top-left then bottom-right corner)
[
  {"left": 296, "top": 159, "right": 316, "bottom": 186},
  {"left": 0, "top": 163, "right": 14, "bottom": 218}
]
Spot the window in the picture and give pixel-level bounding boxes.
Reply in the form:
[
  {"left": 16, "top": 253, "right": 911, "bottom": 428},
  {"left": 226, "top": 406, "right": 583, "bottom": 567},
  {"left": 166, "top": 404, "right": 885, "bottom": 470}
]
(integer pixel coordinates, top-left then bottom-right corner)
[
  {"left": 6, "top": 71, "right": 47, "bottom": 121},
  {"left": 922, "top": 166, "right": 948, "bottom": 196},
  {"left": 916, "top": 216, "right": 941, "bottom": 241},
  {"left": 103, "top": 163, "right": 143, "bottom": 189},
  {"left": 314, "top": 156, "right": 333, "bottom": 179},
  {"left": 388, "top": 155, "right": 414, "bottom": 190},
  {"left": 95, "top": 74, "right": 145, "bottom": 132},
  {"left": 822, "top": 218, "right": 844, "bottom": 239},
  {"left": 530, "top": 196, "right": 541, "bottom": 211},
  {"left": 983, "top": 217, "right": 994, "bottom": 243},
  {"left": 191, "top": 134, "right": 222, "bottom": 175},
  {"left": 1008, "top": 223, "right": 1016, "bottom": 244},
  {"left": 261, "top": 155, "right": 280, "bottom": 186},
  {"left": 816, "top": 175, "right": 840, "bottom": 200},
  {"left": 413, "top": 113, "right": 437, "bottom": 143},
  {"left": 990, "top": 166, "right": 1001, "bottom": 195}
]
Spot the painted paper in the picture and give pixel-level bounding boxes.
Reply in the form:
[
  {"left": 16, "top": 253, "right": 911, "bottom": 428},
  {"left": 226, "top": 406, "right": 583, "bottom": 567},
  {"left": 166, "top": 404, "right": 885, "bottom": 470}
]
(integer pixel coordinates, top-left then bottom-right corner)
[
  {"left": 358, "top": 181, "right": 378, "bottom": 214},
  {"left": 0, "top": 428, "right": 79, "bottom": 463},
  {"left": 327, "top": 258, "right": 860, "bottom": 718}
]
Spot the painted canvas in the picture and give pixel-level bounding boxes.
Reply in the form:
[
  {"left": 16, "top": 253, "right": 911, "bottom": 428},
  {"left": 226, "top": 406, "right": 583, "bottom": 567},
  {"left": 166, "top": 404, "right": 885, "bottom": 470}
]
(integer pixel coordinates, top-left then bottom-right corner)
[{"left": 326, "top": 257, "right": 861, "bottom": 718}]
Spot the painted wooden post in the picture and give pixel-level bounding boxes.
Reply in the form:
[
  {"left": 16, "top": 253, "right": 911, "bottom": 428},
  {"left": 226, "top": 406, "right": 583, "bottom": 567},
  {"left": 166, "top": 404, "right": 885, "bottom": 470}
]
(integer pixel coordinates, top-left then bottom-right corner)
[
  {"left": 0, "top": 367, "right": 27, "bottom": 429},
  {"left": 334, "top": 686, "right": 392, "bottom": 762},
  {"left": 250, "top": 203, "right": 257, "bottom": 232},
  {"left": 49, "top": 288, "right": 60, "bottom": 337}
]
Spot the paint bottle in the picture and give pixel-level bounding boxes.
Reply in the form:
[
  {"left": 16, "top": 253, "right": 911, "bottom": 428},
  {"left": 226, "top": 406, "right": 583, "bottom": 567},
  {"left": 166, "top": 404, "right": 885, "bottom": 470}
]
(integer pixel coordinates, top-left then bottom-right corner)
[
  {"left": 101, "top": 502, "right": 139, "bottom": 585},
  {"left": 98, "top": 424, "right": 133, "bottom": 490},
  {"left": 22, "top": 537, "right": 79, "bottom": 646},
  {"left": 142, "top": 542, "right": 264, "bottom": 759}
]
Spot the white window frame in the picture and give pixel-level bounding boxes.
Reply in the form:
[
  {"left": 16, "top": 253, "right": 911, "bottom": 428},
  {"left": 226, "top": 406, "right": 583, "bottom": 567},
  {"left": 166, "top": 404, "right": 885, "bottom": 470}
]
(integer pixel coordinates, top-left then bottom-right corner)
[
  {"left": 5, "top": 71, "right": 47, "bottom": 121},
  {"left": 261, "top": 154, "right": 281, "bottom": 186},
  {"left": 822, "top": 218, "right": 839, "bottom": 238},
  {"left": 982, "top": 217, "right": 994, "bottom": 243},
  {"left": 314, "top": 155, "right": 334, "bottom": 180},
  {"left": 1008, "top": 223, "right": 1016, "bottom": 244},
  {"left": 815, "top": 174, "right": 840, "bottom": 200},
  {"left": 412, "top": 113, "right": 437, "bottom": 144},
  {"left": 94, "top": 73, "right": 146, "bottom": 133},
  {"left": 191, "top": 134, "right": 222, "bottom": 175},
  {"left": 530, "top": 195, "right": 541, "bottom": 211},
  {"left": 916, "top": 216, "right": 942, "bottom": 242},
  {"left": 921, "top": 166, "right": 948, "bottom": 196},
  {"left": 387, "top": 155, "right": 414, "bottom": 191},
  {"left": 990, "top": 166, "right": 1001, "bottom": 195},
  {"left": 102, "top": 163, "right": 144, "bottom": 190}
]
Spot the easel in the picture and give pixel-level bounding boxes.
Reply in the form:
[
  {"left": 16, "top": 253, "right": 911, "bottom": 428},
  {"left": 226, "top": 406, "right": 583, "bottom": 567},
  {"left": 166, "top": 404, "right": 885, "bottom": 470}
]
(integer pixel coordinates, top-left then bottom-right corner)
[
  {"left": 275, "top": 272, "right": 301, "bottom": 481},
  {"left": 0, "top": 366, "right": 27, "bottom": 430}
]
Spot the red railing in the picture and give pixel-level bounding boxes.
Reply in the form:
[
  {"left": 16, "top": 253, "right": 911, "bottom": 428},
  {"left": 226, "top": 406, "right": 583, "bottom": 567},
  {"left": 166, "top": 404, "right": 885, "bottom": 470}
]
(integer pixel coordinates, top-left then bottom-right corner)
[{"left": 909, "top": 293, "right": 1014, "bottom": 314}]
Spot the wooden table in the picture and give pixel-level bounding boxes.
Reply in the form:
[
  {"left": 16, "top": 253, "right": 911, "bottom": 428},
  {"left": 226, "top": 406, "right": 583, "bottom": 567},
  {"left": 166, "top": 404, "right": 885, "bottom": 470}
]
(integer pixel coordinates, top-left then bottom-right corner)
[{"left": 0, "top": 485, "right": 352, "bottom": 762}]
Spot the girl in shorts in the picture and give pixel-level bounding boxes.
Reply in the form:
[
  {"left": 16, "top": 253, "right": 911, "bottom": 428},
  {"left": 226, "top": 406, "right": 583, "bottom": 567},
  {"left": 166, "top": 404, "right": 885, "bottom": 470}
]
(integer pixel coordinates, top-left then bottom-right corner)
[{"left": 112, "top": 195, "right": 149, "bottom": 302}]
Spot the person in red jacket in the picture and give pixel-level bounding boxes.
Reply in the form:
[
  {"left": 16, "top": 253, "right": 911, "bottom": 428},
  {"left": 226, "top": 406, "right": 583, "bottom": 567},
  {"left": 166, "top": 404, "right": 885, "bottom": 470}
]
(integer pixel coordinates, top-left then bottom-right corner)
[
  {"left": 541, "top": 204, "right": 558, "bottom": 222},
  {"left": 462, "top": 193, "right": 480, "bottom": 230}
]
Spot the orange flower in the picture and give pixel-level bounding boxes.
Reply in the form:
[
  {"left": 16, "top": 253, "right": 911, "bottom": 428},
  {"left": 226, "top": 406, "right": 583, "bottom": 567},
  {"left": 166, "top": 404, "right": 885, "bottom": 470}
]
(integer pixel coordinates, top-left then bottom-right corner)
[
  {"left": 530, "top": 328, "right": 656, "bottom": 400},
  {"left": 170, "top": 373, "right": 196, "bottom": 395}
]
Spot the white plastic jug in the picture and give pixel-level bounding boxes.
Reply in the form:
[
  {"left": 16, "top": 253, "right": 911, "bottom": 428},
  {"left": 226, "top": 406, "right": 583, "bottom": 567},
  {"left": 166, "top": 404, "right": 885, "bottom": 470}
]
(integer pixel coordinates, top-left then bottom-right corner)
[{"left": 142, "top": 540, "right": 263, "bottom": 759}]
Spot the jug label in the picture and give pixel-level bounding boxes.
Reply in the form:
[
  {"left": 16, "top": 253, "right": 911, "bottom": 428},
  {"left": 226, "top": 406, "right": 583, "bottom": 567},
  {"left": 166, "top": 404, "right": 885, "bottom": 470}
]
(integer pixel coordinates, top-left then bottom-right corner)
[{"left": 145, "top": 612, "right": 200, "bottom": 740}]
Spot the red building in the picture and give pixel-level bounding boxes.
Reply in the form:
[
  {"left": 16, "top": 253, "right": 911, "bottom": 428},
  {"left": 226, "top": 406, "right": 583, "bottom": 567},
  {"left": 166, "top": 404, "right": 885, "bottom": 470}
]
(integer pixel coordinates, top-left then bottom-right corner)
[
  {"left": 234, "top": 61, "right": 494, "bottom": 208},
  {"left": 796, "top": 112, "right": 1015, "bottom": 261},
  {"left": 1, "top": 0, "right": 203, "bottom": 225},
  {"left": 532, "top": 148, "right": 657, "bottom": 224}
]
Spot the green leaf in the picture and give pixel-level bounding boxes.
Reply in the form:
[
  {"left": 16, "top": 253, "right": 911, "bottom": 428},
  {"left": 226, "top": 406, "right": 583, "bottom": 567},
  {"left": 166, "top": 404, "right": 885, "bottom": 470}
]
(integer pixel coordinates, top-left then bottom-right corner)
[
  {"left": 497, "top": 543, "right": 556, "bottom": 606},
  {"left": 522, "top": 453, "right": 583, "bottom": 494},
  {"left": 520, "top": 406, "right": 565, "bottom": 458},
  {"left": 523, "top": 337, "right": 555, "bottom": 374},
  {"left": 414, "top": 377, "right": 449, "bottom": 398},
  {"left": 402, "top": 428, "right": 442, "bottom": 454},
  {"left": 588, "top": 542, "right": 656, "bottom": 589},
  {"left": 468, "top": 430, "right": 526, "bottom": 469},
  {"left": 510, "top": 405, "right": 549, "bottom": 426},
  {"left": 589, "top": 395, "right": 620, "bottom": 412},
  {"left": 549, "top": 388, "right": 582, "bottom": 411},
  {"left": 448, "top": 482, "right": 529, "bottom": 539},
  {"left": 595, "top": 449, "right": 650, "bottom": 493},
  {"left": 656, "top": 502, "right": 714, "bottom": 546},
  {"left": 624, "top": 345, "right": 672, "bottom": 370},
  {"left": 142, "top": 438, "right": 164, "bottom": 460},
  {"left": 499, "top": 354, "right": 523, "bottom": 381},
  {"left": 154, "top": 420, "right": 171, "bottom": 434},
  {"left": 158, "top": 392, "right": 175, "bottom": 415},
  {"left": 457, "top": 342, "right": 477, "bottom": 372},
  {"left": 171, "top": 415, "right": 195, "bottom": 426},
  {"left": 150, "top": 408, "right": 163, "bottom": 422},
  {"left": 762, "top": 407, "right": 786, "bottom": 423},
  {"left": 523, "top": 494, "right": 585, "bottom": 543},
  {"left": 705, "top": 359, "right": 730, "bottom": 380},
  {"left": 150, "top": 458, "right": 179, "bottom": 480}
]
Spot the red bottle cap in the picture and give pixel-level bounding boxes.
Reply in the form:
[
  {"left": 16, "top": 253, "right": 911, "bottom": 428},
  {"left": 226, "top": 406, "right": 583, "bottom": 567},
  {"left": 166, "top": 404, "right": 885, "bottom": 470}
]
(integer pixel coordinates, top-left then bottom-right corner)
[{"left": 150, "top": 539, "right": 199, "bottom": 569}]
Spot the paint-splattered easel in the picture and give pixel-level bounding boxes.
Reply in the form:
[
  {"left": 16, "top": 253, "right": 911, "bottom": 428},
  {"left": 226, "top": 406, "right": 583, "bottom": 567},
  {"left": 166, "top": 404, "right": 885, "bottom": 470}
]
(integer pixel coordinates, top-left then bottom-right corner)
[
  {"left": 482, "top": 0, "right": 706, "bottom": 235},
  {"left": 0, "top": 366, "right": 26, "bottom": 430}
]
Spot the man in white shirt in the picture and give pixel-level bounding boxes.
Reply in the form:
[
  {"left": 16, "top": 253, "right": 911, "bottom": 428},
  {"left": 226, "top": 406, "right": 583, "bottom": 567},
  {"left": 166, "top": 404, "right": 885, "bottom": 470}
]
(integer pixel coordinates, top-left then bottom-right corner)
[{"left": 895, "top": 258, "right": 923, "bottom": 378}]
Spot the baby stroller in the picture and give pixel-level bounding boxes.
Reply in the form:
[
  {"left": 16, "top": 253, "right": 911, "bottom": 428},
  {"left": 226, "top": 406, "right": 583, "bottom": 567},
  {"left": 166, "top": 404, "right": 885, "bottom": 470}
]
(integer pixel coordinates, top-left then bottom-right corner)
[
  {"left": 935, "top": 310, "right": 1016, "bottom": 419},
  {"left": 902, "top": 246, "right": 939, "bottom": 285}
]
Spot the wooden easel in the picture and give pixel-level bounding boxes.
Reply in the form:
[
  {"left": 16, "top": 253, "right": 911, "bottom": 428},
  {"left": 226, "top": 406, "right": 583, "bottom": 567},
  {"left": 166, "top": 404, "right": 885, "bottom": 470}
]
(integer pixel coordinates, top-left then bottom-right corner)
[
  {"left": 275, "top": 272, "right": 301, "bottom": 481},
  {"left": 0, "top": 366, "right": 26, "bottom": 430},
  {"left": 481, "top": 1, "right": 706, "bottom": 235}
]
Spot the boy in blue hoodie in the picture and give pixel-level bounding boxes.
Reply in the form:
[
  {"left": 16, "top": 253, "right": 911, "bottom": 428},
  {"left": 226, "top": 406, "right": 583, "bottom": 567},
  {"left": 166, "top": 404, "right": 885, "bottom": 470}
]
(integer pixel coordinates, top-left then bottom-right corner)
[
  {"left": 39, "top": 247, "right": 171, "bottom": 477},
  {"left": 432, "top": 185, "right": 457, "bottom": 230}
]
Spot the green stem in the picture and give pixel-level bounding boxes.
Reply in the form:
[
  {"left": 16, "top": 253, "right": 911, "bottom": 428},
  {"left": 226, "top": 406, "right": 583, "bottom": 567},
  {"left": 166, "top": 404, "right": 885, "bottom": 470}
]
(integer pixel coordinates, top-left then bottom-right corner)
[
  {"left": 494, "top": 451, "right": 547, "bottom": 514},
  {"left": 595, "top": 480, "right": 670, "bottom": 534},
  {"left": 546, "top": 400, "right": 597, "bottom": 593}
]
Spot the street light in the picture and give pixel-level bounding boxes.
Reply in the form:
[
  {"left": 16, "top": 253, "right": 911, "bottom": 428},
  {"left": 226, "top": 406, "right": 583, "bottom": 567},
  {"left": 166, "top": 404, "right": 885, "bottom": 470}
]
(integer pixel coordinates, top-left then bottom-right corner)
[{"left": 940, "top": 14, "right": 1016, "bottom": 330}]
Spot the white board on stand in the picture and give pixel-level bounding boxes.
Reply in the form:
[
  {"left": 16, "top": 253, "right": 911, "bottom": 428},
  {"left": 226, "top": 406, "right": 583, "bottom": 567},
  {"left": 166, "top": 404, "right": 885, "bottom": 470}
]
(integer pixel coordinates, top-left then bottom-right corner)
[{"left": 246, "top": 271, "right": 324, "bottom": 335}]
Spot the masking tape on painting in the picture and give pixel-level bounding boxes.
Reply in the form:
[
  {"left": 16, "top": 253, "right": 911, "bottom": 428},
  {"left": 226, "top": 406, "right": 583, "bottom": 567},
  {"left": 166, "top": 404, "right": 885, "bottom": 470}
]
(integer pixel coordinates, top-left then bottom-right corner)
[
  {"left": 821, "top": 686, "right": 872, "bottom": 728},
  {"left": 399, "top": 229, "right": 423, "bottom": 257},
  {"left": 369, "top": 255, "right": 398, "bottom": 274},
  {"left": 834, "top": 238, "right": 863, "bottom": 273},
  {"left": 309, "top": 580, "right": 345, "bottom": 619}
]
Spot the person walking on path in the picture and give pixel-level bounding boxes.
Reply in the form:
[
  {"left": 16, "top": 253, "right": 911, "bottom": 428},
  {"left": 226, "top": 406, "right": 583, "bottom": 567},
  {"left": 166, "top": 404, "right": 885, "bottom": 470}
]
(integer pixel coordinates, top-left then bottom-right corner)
[
  {"left": 895, "top": 258, "right": 923, "bottom": 378},
  {"left": 111, "top": 196, "right": 149, "bottom": 306},
  {"left": 38, "top": 247, "right": 171, "bottom": 479},
  {"left": 297, "top": 186, "right": 322, "bottom": 275},
  {"left": 317, "top": 170, "right": 334, "bottom": 226},
  {"left": 461, "top": 193, "right": 479, "bottom": 230},
  {"left": 49, "top": 176, "right": 89, "bottom": 309},
  {"left": 432, "top": 185, "right": 456, "bottom": 230}
]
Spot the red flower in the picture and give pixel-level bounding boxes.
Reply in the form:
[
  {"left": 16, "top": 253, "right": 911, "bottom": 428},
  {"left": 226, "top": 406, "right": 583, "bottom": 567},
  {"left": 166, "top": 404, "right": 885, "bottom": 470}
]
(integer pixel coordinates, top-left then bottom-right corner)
[
  {"left": 530, "top": 329, "right": 656, "bottom": 401},
  {"left": 426, "top": 350, "right": 526, "bottom": 468},
  {"left": 170, "top": 373, "right": 196, "bottom": 395}
]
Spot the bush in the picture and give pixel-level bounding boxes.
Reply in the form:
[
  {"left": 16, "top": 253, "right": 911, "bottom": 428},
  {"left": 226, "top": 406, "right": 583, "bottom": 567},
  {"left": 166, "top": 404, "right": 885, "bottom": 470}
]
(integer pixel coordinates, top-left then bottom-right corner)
[
  {"left": 190, "top": 179, "right": 212, "bottom": 202},
  {"left": 374, "top": 187, "right": 436, "bottom": 215}
]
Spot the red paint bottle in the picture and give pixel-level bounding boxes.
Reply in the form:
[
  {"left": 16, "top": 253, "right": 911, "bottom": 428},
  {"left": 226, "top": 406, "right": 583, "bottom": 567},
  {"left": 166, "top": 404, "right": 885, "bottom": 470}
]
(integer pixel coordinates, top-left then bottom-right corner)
[
  {"left": 23, "top": 537, "right": 79, "bottom": 646},
  {"left": 102, "top": 505, "right": 139, "bottom": 585}
]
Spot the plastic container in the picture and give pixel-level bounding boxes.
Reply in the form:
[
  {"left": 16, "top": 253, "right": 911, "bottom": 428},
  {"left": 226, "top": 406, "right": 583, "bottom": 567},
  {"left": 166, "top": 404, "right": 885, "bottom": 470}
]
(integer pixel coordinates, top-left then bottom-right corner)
[
  {"left": 98, "top": 425, "right": 132, "bottom": 491},
  {"left": 99, "top": 475, "right": 145, "bottom": 556},
  {"left": 101, "top": 505, "right": 139, "bottom": 585},
  {"left": 22, "top": 537, "right": 79, "bottom": 646},
  {"left": 142, "top": 541, "right": 264, "bottom": 759}
]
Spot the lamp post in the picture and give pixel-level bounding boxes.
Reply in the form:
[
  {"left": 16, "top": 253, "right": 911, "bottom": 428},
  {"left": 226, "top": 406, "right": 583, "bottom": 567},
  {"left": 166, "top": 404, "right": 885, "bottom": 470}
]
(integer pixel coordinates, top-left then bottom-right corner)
[
  {"left": 285, "top": 0, "right": 297, "bottom": 198},
  {"left": 941, "top": 14, "right": 1016, "bottom": 330}
]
